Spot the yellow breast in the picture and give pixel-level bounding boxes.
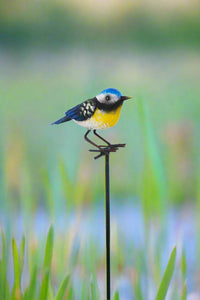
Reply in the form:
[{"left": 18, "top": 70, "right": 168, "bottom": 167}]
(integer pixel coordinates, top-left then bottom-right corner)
[
  {"left": 74, "top": 105, "right": 122, "bottom": 130},
  {"left": 92, "top": 105, "right": 122, "bottom": 129}
]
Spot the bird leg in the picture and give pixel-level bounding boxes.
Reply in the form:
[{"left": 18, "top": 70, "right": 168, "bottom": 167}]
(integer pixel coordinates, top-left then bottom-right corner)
[
  {"left": 93, "top": 130, "right": 126, "bottom": 149},
  {"left": 84, "top": 130, "right": 116, "bottom": 153},
  {"left": 84, "top": 130, "right": 100, "bottom": 150},
  {"left": 84, "top": 130, "right": 118, "bottom": 159},
  {"left": 93, "top": 130, "right": 111, "bottom": 146}
]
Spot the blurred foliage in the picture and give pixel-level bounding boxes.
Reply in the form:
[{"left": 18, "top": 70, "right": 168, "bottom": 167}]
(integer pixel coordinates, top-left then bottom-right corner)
[
  {"left": 1, "top": 65, "right": 200, "bottom": 209},
  {"left": 0, "top": 226, "right": 179, "bottom": 300},
  {"left": 0, "top": 1, "right": 200, "bottom": 298},
  {"left": 0, "top": 0, "right": 200, "bottom": 50}
]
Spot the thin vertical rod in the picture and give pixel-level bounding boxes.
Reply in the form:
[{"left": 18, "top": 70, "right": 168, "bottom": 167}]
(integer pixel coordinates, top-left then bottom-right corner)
[{"left": 105, "top": 153, "right": 111, "bottom": 300}]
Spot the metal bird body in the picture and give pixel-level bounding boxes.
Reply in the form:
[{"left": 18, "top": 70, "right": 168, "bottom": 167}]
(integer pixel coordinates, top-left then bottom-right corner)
[
  {"left": 52, "top": 88, "right": 131, "bottom": 158},
  {"left": 74, "top": 103, "right": 122, "bottom": 130},
  {"left": 52, "top": 88, "right": 130, "bottom": 129}
]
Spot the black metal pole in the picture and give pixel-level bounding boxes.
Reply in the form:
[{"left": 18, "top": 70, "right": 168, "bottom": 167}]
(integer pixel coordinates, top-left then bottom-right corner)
[
  {"left": 87, "top": 134, "right": 126, "bottom": 299},
  {"left": 105, "top": 153, "right": 111, "bottom": 300}
]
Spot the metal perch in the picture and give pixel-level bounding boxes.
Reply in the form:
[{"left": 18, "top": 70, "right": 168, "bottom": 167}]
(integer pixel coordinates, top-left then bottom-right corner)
[{"left": 85, "top": 131, "right": 126, "bottom": 300}]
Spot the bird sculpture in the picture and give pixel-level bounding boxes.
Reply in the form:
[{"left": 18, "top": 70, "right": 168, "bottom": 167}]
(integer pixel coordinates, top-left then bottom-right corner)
[{"left": 52, "top": 88, "right": 131, "bottom": 158}]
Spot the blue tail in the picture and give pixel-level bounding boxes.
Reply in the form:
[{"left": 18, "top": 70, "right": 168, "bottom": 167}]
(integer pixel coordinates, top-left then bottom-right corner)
[{"left": 51, "top": 115, "right": 71, "bottom": 125}]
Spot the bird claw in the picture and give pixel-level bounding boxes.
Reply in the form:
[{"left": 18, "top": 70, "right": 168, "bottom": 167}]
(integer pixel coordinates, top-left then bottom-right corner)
[
  {"left": 110, "top": 143, "right": 126, "bottom": 148},
  {"left": 89, "top": 143, "right": 126, "bottom": 159}
]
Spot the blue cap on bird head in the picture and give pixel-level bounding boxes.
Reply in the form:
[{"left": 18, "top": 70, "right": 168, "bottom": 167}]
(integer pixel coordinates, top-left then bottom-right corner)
[
  {"left": 96, "top": 88, "right": 131, "bottom": 104},
  {"left": 96, "top": 88, "right": 122, "bottom": 105},
  {"left": 99, "top": 88, "right": 122, "bottom": 98}
]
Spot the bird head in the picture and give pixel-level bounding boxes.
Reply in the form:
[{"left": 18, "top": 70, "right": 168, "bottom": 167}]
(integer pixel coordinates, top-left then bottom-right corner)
[{"left": 95, "top": 88, "right": 131, "bottom": 105}]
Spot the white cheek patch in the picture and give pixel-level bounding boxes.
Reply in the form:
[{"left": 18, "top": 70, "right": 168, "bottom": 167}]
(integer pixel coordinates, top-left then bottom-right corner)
[{"left": 96, "top": 93, "right": 118, "bottom": 104}]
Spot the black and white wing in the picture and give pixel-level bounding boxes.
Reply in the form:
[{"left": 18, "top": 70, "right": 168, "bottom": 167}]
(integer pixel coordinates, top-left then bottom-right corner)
[{"left": 65, "top": 99, "right": 97, "bottom": 121}]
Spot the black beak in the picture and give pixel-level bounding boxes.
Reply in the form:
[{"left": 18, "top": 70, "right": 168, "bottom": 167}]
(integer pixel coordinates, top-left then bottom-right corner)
[{"left": 121, "top": 96, "right": 132, "bottom": 101}]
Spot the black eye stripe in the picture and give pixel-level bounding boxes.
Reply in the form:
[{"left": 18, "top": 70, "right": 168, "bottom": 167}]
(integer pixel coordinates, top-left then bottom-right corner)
[{"left": 105, "top": 95, "right": 111, "bottom": 101}]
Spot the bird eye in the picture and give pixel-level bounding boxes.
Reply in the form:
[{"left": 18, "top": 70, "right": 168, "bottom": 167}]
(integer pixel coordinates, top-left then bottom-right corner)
[{"left": 105, "top": 95, "right": 110, "bottom": 101}]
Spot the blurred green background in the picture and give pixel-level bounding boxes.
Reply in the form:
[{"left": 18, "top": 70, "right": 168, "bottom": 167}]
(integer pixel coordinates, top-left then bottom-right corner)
[{"left": 0, "top": 1, "right": 200, "bottom": 299}]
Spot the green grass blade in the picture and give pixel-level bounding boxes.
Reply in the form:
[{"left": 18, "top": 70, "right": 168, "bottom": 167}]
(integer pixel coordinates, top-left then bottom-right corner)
[
  {"left": 37, "top": 227, "right": 54, "bottom": 300},
  {"left": 66, "top": 284, "right": 74, "bottom": 300},
  {"left": 134, "top": 280, "right": 144, "bottom": 300},
  {"left": 0, "top": 260, "right": 9, "bottom": 300},
  {"left": 155, "top": 247, "right": 176, "bottom": 300},
  {"left": 0, "top": 231, "right": 10, "bottom": 300},
  {"left": 20, "top": 236, "right": 25, "bottom": 278},
  {"left": 181, "top": 249, "right": 186, "bottom": 280},
  {"left": 39, "top": 271, "right": 50, "bottom": 300},
  {"left": 90, "top": 275, "right": 100, "bottom": 300},
  {"left": 11, "top": 238, "right": 21, "bottom": 300},
  {"left": 55, "top": 274, "right": 70, "bottom": 300},
  {"left": 113, "top": 290, "right": 120, "bottom": 300},
  {"left": 181, "top": 281, "right": 187, "bottom": 300},
  {"left": 43, "top": 226, "right": 54, "bottom": 274},
  {"left": 48, "top": 282, "right": 54, "bottom": 300},
  {"left": 23, "top": 267, "right": 37, "bottom": 300},
  {"left": 80, "top": 277, "right": 90, "bottom": 300}
]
